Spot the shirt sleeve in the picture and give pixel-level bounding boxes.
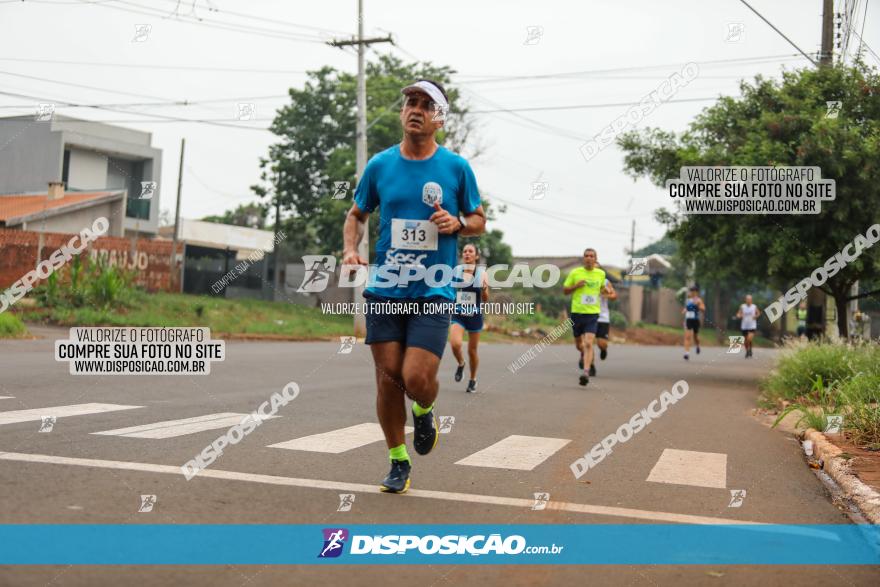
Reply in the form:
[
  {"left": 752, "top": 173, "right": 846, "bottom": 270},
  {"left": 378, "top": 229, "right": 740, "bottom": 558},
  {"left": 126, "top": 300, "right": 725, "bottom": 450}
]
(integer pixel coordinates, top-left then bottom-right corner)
[
  {"left": 458, "top": 160, "right": 481, "bottom": 214},
  {"left": 563, "top": 270, "right": 576, "bottom": 288},
  {"left": 353, "top": 157, "right": 379, "bottom": 213}
]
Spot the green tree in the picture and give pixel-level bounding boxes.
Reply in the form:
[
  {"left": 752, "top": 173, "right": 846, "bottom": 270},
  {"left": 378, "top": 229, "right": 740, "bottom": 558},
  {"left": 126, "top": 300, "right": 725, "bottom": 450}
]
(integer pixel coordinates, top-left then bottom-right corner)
[
  {"left": 201, "top": 202, "right": 270, "bottom": 229},
  {"left": 253, "top": 53, "right": 489, "bottom": 258},
  {"left": 460, "top": 198, "right": 512, "bottom": 267},
  {"left": 619, "top": 62, "right": 880, "bottom": 336},
  {"left": 632, "top": 234, "right": 677, "bottom": 257}
]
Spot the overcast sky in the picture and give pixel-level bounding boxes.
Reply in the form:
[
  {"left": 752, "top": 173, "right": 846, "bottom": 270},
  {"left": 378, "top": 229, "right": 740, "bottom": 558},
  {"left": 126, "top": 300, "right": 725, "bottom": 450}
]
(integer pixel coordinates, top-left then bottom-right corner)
[{"left": 1, "top": 0, "right": 877, "bottom": 265}]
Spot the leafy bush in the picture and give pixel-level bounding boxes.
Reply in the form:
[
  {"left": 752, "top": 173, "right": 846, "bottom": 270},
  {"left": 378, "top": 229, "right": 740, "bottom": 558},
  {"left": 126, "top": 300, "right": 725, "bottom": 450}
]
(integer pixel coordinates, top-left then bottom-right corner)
[
  {"left": 772, "top": 376, "right": 844, "bottom": 431},
  {"left": 610, "top": 309, "right": 627, "bottom": 329},
  {"left": 32, "top": 256, "right": 143, "bottom": 311},
  {"left": 0, "top": 312, "right": 28, "bottom": 338},
  {"left": 764, "top": 343, "right": 880, "bottom": 446},
  {"left": 760, "top": 341, "right": 880, "bottom": 404}
]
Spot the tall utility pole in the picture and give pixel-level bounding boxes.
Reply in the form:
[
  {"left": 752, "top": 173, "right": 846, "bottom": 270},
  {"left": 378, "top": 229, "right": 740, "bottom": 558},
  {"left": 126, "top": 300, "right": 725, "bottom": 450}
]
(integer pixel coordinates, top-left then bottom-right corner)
[
  {"left": 273, "top": 170, "right": 282, "bottom": 299},
  {"left": 629, "top": 220, "right": 635, "bottom": 286},
  {"left": 170, "top": 138, "right": 185, "bottom": 292},
  {"left": 820, "top": 0, "right": 834, "bottom": 65},
  {"left": 329, "top": 0, "right": 392, "bottom": 337}
]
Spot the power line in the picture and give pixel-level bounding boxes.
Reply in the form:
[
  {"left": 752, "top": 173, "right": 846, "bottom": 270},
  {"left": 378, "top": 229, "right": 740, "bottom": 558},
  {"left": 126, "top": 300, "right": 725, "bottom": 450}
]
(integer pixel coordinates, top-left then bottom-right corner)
[
  {"left": 456, "top": 54, "right": 806, "bottom": 84},
  {"left": 468, "top": 96, "right": 719, "bottom": 114},
  {"left": 0, "top": 89, "right": 271, "bottom": 131},
  {"left": 75, "top": 0, "right": 331, "bottom": 44},
  {"left": 737, "top": 0, "right": 819, "bottom": 66},
  {"left": 0, "top": 57, "right": 312, "bottom": 75}
]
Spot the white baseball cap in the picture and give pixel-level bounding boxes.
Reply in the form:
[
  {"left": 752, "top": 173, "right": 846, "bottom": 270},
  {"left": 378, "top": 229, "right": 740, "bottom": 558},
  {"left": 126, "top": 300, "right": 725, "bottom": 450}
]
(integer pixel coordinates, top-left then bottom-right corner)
[{"left": 401, "top": 80, "right": 449, "bottom": 112}]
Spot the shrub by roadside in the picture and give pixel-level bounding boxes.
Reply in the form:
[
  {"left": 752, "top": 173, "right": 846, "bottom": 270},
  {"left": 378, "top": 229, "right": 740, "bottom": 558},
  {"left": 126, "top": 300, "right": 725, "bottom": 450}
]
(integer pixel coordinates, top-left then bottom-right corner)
[
  {"left": 763, "top": 341, "right": 880, "bottom": 448},
  {"left": 0, "top": 312, "right": 29, "bottom": 338}
]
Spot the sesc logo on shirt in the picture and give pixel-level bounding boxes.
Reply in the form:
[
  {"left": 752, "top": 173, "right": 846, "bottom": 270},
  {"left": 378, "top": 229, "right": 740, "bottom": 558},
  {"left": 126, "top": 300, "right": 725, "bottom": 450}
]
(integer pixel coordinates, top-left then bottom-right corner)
[{"left": 422, "top": 182, "right": 443, "bottom": 206}]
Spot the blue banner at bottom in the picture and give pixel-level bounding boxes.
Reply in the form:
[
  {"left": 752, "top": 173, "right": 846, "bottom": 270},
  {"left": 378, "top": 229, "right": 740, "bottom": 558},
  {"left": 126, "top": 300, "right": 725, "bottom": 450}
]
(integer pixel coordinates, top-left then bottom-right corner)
[{"left": 0, "top": 525, "right": 878, "bottom": 565}]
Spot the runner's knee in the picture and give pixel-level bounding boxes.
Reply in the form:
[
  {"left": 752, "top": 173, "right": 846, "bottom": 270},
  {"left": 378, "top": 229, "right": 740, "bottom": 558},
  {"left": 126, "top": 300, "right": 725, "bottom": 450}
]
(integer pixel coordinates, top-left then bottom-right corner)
[{"left": 403, "top": 370, "right": 431, "bottom": 394}]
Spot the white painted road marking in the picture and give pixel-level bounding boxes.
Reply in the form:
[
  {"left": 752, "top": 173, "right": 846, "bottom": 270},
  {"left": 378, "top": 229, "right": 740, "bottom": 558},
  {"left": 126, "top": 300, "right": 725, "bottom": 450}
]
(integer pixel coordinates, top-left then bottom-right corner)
[
  {"left": 0, "top": 396, "right": 14, "bottom": 400},
  {"left": 0, "top": 403, "right": 142, "bottom": 426},
  {"left": 455, "top": 434, "right": 571, "bottom": 471},
  {"left": 268, "top": 423, "right": 412, "bottom": 454},
  {"left": 92, "top": 413, "right": 279, "bottom": 439},
  {"left": 646, "top": 448, "right": 728, "bottom": 489},
  {"left": 0, "top": 451, "right": 761, "bottom": 525}
]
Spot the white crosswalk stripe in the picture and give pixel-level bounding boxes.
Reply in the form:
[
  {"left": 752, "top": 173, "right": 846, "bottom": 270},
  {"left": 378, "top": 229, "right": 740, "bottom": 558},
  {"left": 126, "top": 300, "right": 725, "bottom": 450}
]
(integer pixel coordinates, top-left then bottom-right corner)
[
  {"left": 92, "top": 413, "right": 278, "bottom": 439},
  {"left": 646, "top": 448, "right": 728, "bottom": 488},
  {"left": 0, "top": 403, "right": 142, "bottom": 426},
  {"left": 268, "top": 422, "right": 413, "bottom": 454},
  {"left": 455, "top": 434, "right": 571, "bottom": 471}
]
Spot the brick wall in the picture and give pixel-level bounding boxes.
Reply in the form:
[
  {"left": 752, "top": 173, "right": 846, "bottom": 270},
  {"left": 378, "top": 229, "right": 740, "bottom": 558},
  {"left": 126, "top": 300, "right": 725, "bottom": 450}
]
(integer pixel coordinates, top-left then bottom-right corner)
[{"left": 0, "top": 228, "right": 182, "bottom": 292}]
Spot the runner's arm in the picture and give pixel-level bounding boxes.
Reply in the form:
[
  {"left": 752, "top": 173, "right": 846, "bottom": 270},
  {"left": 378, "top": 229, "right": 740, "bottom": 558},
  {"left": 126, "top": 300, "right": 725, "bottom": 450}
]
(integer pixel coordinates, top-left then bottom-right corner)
[
  {"left": 481, "top": 270, "right": 490, "bottom": 302},
  {"left": 563, "top": 281, "right": 585, "bottom": 295},
  {"left": 736, "top": 305, "right": 743, "bottom": 319},
  {"left": 603, "top": 281, "right": 618, "bottom": 301},
  {"left": 342, "top": 204, "right": 370, "bottom": 265},
  {"left": 459, "top": 206, "right": 487, "bottom": 237}
]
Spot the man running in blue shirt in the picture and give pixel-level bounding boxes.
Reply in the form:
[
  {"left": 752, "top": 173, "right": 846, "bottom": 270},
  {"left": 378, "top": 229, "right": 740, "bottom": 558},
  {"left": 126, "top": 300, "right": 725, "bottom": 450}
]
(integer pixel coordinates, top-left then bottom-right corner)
[{"left": 342, "top": 79, "right": 486, "bottom": 493}]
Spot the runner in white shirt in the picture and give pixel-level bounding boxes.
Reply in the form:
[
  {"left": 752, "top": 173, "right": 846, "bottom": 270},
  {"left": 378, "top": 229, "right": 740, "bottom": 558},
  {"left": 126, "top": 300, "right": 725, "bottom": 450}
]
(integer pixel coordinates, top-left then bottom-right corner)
[
  {"left": 736, "top": 294, "right": 761, "bottom": 359},
  {"left": 589, "top": 278, "right": 617, "bottom": 377}
]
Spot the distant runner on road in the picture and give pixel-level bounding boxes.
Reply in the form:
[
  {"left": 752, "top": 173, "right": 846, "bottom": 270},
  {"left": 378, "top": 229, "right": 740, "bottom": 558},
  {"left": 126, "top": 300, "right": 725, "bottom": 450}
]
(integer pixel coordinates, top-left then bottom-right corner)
[
  {"left": 682, "top": 286, "right": 705, "bottom": 361},
  {"left": 342, "top": 79, "right": 486, "bottom": 494},
  {"left": 449, "top": 243, "right": 489, "bottom": 393},
  {"left": 590, "top": 277, "right": 617, "bottom": 377},
  {"left": 737, "top": 294, "right": 761, "bottom": 358},
  {"left": 563, "top": 248, "right": 607, "bottom": 386}
]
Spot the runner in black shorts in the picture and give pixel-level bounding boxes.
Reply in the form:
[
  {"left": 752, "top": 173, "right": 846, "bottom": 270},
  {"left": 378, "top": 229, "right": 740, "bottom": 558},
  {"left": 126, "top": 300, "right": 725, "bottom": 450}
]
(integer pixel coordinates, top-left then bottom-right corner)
[
  {"left": 682, "top": 286, "right": 705, "bottom": 361},
  {"left": 342, "top": 79, "right": 486, "bottom": 493},
  {"left": 449, "top": 243, "right": 488, "bottom": 393},
  {"left": 563, "top": 248, "right": 607, "bottom": 387},
  {"left": 590, "top": 277, "right": 617, "bottom": 376}
]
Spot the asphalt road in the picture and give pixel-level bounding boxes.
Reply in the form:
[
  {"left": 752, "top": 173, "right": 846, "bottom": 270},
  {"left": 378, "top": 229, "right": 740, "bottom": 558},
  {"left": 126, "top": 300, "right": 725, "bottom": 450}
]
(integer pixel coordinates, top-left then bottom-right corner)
[{"left": 1, "top": 326, "right": 877, "bottom": 586}]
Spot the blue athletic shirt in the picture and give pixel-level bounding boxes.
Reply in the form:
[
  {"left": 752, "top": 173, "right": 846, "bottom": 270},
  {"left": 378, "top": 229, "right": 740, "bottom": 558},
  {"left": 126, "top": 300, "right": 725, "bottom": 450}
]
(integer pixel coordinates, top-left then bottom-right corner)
[
  {"left": 355, "top": 144, "right": 482, "bottom": 301},
  {"left": 453, "top": 265, "right": 484, "bottom": 316},
  {"left": 685, "top": 298, "right": 700, "bottom": 320}
]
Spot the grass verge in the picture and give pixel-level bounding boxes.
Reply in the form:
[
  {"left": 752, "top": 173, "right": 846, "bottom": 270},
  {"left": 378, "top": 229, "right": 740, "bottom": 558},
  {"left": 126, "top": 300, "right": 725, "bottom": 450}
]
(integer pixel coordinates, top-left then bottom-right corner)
[{"left": 0, "top": 312, "right": 29, "bottom": 338}]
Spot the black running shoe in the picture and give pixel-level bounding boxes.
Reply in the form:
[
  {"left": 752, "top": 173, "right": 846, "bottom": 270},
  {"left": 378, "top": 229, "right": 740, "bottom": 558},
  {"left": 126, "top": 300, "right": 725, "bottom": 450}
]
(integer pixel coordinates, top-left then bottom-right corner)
[
  {"left": 412, "top": 408, "right": 438, "bottom": 455},
  {"left": 684, "top": 353, "right": 689, "bottom": 361},
  {"left": 578, "top": 353, "right": 584, "bottom": 370},
  {"left": 696, "top": 346, "right": 701, "bottom": 355},
  {"left": 380, "top": 459, "right": 411, "bottom": 494},
  {"left": 600, "top": 348, "right": 608, "bottom": 360},
  {"left": 466, "top": 379, "right": 477, "bottom": 393},
  {"left": 579, "top": 374, "right": 589, "bottom": 386},
  {"left": 454, "top": 363, "right": 465, "bottom": 382},
  {"left": 589, "top": 363, "right": 596, "bottom": 377}
]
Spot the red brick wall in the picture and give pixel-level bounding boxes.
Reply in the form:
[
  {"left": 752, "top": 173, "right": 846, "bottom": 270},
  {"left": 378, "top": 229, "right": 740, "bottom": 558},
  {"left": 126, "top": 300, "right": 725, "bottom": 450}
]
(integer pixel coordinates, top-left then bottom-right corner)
[{"left": 0, "top": 228, "right": 182, "bottom": 292}]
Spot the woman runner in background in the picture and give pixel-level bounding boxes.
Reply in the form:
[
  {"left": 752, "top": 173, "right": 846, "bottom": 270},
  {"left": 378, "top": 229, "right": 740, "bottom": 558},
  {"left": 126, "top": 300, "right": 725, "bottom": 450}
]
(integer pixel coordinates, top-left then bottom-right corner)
[{"left": 449, "top": 243, "right": 489, "bottom": 393}]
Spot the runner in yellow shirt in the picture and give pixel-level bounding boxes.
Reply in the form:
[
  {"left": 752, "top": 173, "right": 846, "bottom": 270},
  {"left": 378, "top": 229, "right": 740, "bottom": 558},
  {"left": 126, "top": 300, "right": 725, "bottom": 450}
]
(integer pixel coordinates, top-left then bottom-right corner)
[{"left": 563, "top": 248, "right": 607, "bottom": 386}]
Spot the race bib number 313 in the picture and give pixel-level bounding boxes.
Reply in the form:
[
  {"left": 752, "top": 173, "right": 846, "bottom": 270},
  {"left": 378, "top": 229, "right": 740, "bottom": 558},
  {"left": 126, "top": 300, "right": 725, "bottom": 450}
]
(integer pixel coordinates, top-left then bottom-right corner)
[{"left": 391, "top": 219, "right": 438, "bottom": 251}]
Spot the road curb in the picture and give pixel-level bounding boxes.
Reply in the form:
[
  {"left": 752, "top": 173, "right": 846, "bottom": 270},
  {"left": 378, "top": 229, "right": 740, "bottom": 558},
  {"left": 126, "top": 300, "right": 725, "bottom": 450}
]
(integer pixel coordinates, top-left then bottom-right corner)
[{"left": 803, "top": 428, "right": 880, "bottom": 524}]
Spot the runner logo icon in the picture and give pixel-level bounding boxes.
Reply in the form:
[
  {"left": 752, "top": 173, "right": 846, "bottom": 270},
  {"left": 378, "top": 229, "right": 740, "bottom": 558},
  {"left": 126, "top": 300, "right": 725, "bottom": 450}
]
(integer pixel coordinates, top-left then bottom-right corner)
[
  {"left": 728, "top": 489, "right": 746, "bottom": 508},
  {"left": 628, "top": 257, "right": 647, "bottom": 276},
  {"left": 297, "top": 255, "right": 337, "bottom": 293},
  {"left": 337, "top": 494, "right": 355, "bottom": 512},
  {"left": 38, "top": 416, "right": 56, "bottom": 433},
  {"left": 319, "top": 528, "right": 349, "bottom": 558},
  {"left": 727, "top": 336, "right": 745, "bottom": 353},
  {"left": 332, "top": 181, "right": 350, "bottom": 199}
]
